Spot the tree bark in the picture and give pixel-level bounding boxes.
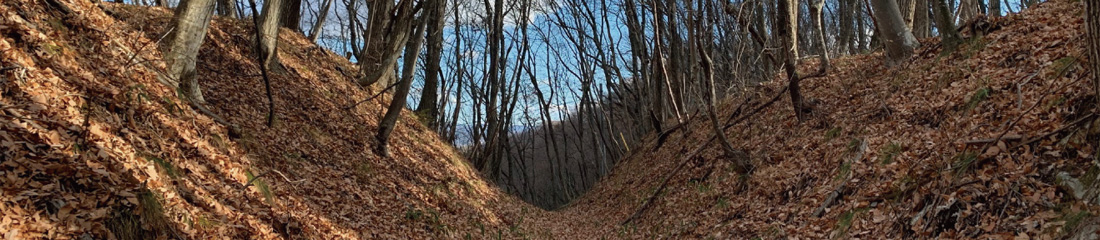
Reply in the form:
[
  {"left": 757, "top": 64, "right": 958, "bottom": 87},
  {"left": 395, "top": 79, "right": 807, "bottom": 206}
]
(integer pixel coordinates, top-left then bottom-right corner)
[
  {"left": 776, "top": 0, "right": 807, "bottom": 121},
  {"left": 279, "top": 0, "right": 302, "bottom": 32},
  {"left": 811, "top": 0, "right": 830, "bottom": 67},
  {"left": 216, "top": 0, "right": 237, "bottom": 18},
  {"left": 358, "top": 0, "right": 412, "bottom": 88},
  {"left": 869, "top": 0, "right": 919, "bottom": 66},
  {"left": 415, "top": 0, "right": 446, "bottom": 129},
  {"left": 164, "top": 0, "right": 216, "bottom": 104},
  {"left": 376, "top": 13, "right": 427, "bottom": 157},
  {"left": 990, "top": 0, "right": 1001, "bottom": 17},
  {"left": 1086, "top": 0, "right": 1099, "bottom": 173},
  {"left": 256, "top": 0, "right": 283, "bottom": 70},
  {"left": 913, "top": 0, "right": 932, "bottom": 38},
  {"left": 932, "top": 0, "right": 962, "bottom": 51},
  {"left": 307, "top": 0, "right": 333, "bottom": 42}
]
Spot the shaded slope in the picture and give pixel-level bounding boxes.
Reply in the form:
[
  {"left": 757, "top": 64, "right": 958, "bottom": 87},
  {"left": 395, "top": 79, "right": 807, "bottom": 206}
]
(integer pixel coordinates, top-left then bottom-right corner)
[
  {"left": 551, "top": 0, "right": 1098, "bottom": 238},
  {"left": 0, "top": 1, "right": 545, "bottom": 238}
]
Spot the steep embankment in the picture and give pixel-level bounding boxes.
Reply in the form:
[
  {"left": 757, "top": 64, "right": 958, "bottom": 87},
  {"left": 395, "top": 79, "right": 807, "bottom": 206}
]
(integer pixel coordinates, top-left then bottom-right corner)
[
  {"left": 1, "top": 0, "right": 1096, "bottom": 239},
  {"left": 0, "top": 1, "right": 544, "bottom": 239},
  {"left": 551, "top": 0, "right": 1098, "bottom": 238}
]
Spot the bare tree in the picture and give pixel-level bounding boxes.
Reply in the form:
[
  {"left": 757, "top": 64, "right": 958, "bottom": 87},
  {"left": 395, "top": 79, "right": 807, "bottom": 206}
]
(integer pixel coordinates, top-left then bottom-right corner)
[
  {"left": 415, "top": 0, "right": 447, "bottom": 129},
  {"left": 245, "top": 0, "right": 282, "bottom": 126},
  {"left": 359, "top": 0, "right": 417, "bottom": 87},
  {"left": 376, "top": 3, "right": 428, "bottom": 157},
  {"left": 307, "top": 0, "right": 334, "bottom": 42},
  {"left": 869, "top": 0, "right": 918, "bottom": 66}
]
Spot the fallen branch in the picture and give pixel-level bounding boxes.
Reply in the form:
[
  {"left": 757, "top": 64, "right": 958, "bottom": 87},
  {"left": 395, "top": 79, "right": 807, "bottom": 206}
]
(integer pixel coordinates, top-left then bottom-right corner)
[
  {"left": 971, "top": 72, "right": 1079, "bottom": 169},
  {"left": 963, "top": 134, "right": 1024, "bottom": 145},
  {"left": 343, "top": 80, "right": 403, "bottom": 110},
  {"left": 621, "top": 134, "right": 714, "bottom": 226},
  {"left": 187, "top": 100, "right": 242, "bottom": 138},
  {"left": 812, "top": 182, "right": 847, "bottom": 218},
  {"left": 242, "top": 170, "right": 271, "bottom": 189},
  {"left": 1016, "top": 112, "right": 1098, "bottom": 147},
  {"left": 654, "top": 109, "right": 701, "bottom": 149},
  {"left": 622, "top": 85, "right": 789, "bottom": 226}
]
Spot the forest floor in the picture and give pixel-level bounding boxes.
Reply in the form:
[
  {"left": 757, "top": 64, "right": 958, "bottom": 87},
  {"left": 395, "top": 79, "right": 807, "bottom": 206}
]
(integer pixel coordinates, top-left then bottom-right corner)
[{"left": 0, "top": 0, "right": 1097, "bottom": 239}]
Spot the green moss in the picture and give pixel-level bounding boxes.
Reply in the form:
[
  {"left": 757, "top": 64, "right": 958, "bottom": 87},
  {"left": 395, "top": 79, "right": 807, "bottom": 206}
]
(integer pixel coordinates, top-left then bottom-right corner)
[
  {"left": 1050, "top": 56, "right": 1079, "bottom": 78},
  {"left": 966, "top": 87, "right": 992, "bottom": 111},
  {"left": 879, "top": 142, "right": 903, "bottom": 165},
  {"left": 715, "top": 197, "right": 730, "bottom": 209},
  {"left": 1063, "top": 210, "right": 1091, "bottom": 234},
  {"left": 143, "top": 154, "right": 179, "bottom": 179},
  {"left": 833, "top": 208, "right": 869, "bottom": 239},
  {"left": 960, "top": 36, "right": 988, "bottom": 59},
  {"left": 951, "top": 151, "right": 980, "bottom": 176},
  {"left": 825, "top": 127, "right": 843, "bottom": 141},
  {"left": 246, "top": 170, "right": 274, "bottom": 204},
  {"left": 836, "top": 161, "right": 852, "bottom": 181}
]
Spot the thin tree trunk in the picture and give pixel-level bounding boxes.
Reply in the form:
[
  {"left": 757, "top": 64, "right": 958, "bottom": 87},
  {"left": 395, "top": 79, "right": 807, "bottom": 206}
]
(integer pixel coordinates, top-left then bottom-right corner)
[
  {"left": 776, "top": 0, "right": 807, "bottom": 121},
  {"left": 376, "top": 14, "right": 427, "bottom": 157},
  {"left": 699, "top": 40, "right": 749, "bottom": 173},
  {"left": 415, "top": 0, "right": 446, "bottom": 129},
  {"left": 247, "top": 0, "right": 280, "bottom": 126},
  {"left": 307, "top": 0, "right": 333, "bottom": 42},
  {"left": 811, "top": 0, "right": 830, "bottom": 68}
]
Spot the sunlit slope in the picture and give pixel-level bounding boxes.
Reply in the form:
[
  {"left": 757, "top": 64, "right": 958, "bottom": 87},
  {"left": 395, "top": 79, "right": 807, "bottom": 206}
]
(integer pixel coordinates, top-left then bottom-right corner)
[
  {"left": 0, "top": 1, "right": 546, "bottom": 238},
  {"left": 555, "top": 0, "right": 1098, "bottom": 238}
]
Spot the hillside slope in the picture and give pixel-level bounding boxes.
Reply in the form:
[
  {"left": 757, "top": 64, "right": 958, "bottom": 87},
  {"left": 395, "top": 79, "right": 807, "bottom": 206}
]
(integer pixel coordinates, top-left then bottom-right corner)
[
  {"left": 1, "top": 0, "right": 1096, "bottom": 239},
  {"left": 549, "top": 0, "right": 1099, "bottom": 239},
  {"left": 0, "top": 1, "right": 546, "bottom": 239}
]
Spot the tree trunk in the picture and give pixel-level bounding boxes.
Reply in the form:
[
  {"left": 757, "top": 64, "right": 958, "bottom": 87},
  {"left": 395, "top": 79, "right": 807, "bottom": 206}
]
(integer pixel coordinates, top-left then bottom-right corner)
[
  {"left": 279, "top": 0, "right": 302, "bottom": 32},
  {"left": 376, "top": 13, "right": 427, "bottom": 157},
  {"left": 358, "top": 0, "right": 415, "bottom": 88},
  {"left": 776, "top": 0, "right": 807, "bottom": 121},
  {"left": 256, "top": 0, "right": 283, "bottom": 70},
  {"left": 857, "top": 0, "right": 869, "bottom": 53},
  {"left": 932, "top": 0, "right": 962, "bottom": 51},
  {"left": 990, "top": 0, "right": 1001, "bottom": 17},
  {"left": 839, "top": 0, "right": 855, "bottom": 53},
  {"left": 869, "top": 0, "right": 919, "bottom": 66},
  {"left": 307, "top": 0, "right": 333, "bottom": 42},
  {"left": 811, "top": 0, "right": 830, "bottom": 67},
  {"left": 217, "top": 0, "right": 237, "bottom": 18},
  {"left": 913, "top": 0, "right": 932, "bottom": 38},
  {"left": 164, "top": 0, "right": 216, "bottom": 103},
  {"left": 415, "top": 0, "right": 446, "bottom": 129},
  {"left": 1083, "top": 0, "right": 1100, "bottom": 204}
]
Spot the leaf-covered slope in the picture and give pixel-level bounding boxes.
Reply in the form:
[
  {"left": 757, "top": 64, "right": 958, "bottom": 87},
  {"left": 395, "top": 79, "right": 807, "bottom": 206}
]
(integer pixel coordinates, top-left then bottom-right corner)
[
  {"left": 553, "top": 0, "right": 1098, "bottom": 238},
  {"left": 0, "top": 1, "right": 543, "bottom": 239}
]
